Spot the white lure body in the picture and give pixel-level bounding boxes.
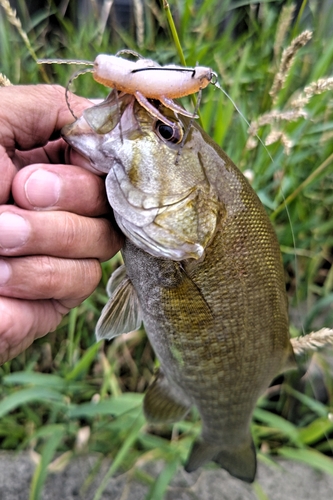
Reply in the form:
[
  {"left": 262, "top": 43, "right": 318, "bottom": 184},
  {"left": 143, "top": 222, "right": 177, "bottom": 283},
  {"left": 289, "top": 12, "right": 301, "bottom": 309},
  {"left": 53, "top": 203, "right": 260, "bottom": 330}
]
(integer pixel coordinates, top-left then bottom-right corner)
[
  {"left": 93, "top": 54, "right": 216, "bottom": 126},
  {"left": 94, "top": 54, "right": 214, "bottom": 98}
]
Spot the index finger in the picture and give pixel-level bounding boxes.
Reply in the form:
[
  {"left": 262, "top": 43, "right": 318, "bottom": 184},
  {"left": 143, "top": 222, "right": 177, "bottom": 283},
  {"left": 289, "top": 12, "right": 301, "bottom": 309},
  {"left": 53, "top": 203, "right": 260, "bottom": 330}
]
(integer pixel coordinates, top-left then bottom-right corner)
[{"left": 0, "top": 84, "right": 90, "bottom": 152}]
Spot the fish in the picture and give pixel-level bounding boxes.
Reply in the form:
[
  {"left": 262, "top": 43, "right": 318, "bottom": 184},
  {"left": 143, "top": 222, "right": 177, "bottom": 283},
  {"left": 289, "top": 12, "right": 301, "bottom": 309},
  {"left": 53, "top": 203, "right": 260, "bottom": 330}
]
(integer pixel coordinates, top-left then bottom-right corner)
[{"left": 62, "top": 91, "right": 297, "bottom": 483}]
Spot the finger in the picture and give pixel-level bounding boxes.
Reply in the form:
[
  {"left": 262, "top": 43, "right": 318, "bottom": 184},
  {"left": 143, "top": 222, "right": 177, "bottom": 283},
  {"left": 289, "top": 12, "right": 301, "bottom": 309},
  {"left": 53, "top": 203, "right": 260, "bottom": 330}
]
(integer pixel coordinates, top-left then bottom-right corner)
[
  {"left": 12, "top": 164, "right": 110, "bottom": 216},
  {"left": 0, "top": 255, "right": 101, "bottom": 307},
  {"left": 0, "top": 85, "right": 90, "bottom": 152},
  {"left": 0, "top": 296, "right": 68, "bottom": 365},
  {"left": 0, "top": 145, "right": 16, "bottom": 203},
  {"left": 11, "top": 138, "right": 68, "bottom": 170},
  {"left": 0, "top": 207, "right": 123, "bottom": 262}
]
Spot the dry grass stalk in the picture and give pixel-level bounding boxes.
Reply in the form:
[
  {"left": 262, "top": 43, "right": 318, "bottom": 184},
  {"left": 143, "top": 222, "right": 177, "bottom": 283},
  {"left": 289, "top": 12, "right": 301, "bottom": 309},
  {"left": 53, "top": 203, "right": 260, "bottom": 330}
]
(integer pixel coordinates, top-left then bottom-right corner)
[
  {"left": 304, "top": 76, "right": 333, "bottom": 97},
  {"left": 270, "top": 30, "right": 313, "bottom": 103},
  {"left": 0, "top": 0, "right": 50, "bottom": 82},
  {"left": 248, "top": 73, "right": 333, "bottom": 152},
  {"left": 246, "top": 109, "right": 307, "bottom": 153},
  {"left": 249, "top": 109, "right": 308, "bottom": 132},
  {"left": 0, "top": 73, "right": 12, "bottom": 86},
  {"left": 273, "top": 4, "right": 296, "bottom": 60},
  {"left": 97, "top": 0, "right": 114, "bottom": 42},
  {"left": 265, "top": 129, "right": 293, "bottom": 155},
  {"left": 246, "top": 32, "right": 333, "bottom": 155},
  {"left": 291, "top": 76, "right": 333, "bottom": 108},
  {"left": 133, "top": 0, "right": 145, "bottom": 49},
  {"left": 0, "top": 0, "right": 37, "bottom": 61},
  {"left": 291, "top": 328, "right": 333, "bottom": 357}
]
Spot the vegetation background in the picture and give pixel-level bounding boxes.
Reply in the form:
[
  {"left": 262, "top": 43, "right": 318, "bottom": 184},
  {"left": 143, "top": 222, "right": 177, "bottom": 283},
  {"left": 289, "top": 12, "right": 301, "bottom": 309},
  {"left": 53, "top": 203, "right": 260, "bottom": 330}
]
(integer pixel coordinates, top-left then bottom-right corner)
[{"left": 0, "top": 0, "right": 333, "bottom": 499}]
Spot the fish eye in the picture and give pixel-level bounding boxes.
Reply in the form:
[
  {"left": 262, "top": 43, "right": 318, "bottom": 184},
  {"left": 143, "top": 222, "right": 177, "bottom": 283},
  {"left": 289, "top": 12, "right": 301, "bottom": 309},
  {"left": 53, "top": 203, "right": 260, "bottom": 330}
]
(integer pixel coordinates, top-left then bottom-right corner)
[{"left": 155, "top": 120, "right": 183, "bottom": 144}]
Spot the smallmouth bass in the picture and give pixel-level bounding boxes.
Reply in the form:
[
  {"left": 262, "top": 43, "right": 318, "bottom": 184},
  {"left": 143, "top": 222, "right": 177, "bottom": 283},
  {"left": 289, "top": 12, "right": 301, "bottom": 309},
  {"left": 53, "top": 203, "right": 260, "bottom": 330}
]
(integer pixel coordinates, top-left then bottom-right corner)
[{"left": 62, "top": 92, "right": 296, "bottom": 483}]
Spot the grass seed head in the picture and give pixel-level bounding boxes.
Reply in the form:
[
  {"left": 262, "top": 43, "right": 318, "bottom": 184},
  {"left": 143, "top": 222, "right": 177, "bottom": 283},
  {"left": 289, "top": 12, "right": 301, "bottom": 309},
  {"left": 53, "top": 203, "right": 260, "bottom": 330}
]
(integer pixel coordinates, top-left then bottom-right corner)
[
  {"left": 274, "top": 4, "right": 296, "bottom": 60},
  {"left": 0, "top": 73, "right": 12, "bottom": 86},
  {"left": 270, "top": 30, "right": 313, "bottom": 103}
]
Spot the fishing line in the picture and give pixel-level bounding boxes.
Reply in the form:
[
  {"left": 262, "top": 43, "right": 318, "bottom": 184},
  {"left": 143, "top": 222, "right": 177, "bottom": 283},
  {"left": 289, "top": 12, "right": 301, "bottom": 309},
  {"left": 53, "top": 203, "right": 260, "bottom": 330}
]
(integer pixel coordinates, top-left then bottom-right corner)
[
  {"left": 213, "top": 83, "right": 333, "bottom": 456},
  {"left": 65, "top": 67, "right": 94, "bottom": 119},
  {"left": 214, "top": 81, "right": 305, "bottom": 338},
  {"left": 38, "top": 59, "right": 94, "bottom": 119},
  {"left": 175, "top": 89, "right": 203, "bottom": 165}
]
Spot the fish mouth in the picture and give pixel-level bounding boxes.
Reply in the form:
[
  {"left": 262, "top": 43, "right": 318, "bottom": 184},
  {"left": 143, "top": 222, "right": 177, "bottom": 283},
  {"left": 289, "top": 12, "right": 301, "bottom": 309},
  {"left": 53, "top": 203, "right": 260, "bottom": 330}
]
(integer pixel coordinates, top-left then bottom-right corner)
[
  {"left": 62, "top": 115, "right": 118, "bottom": 175},
  {"left": 62, "top": 95, "right": 138, "bottom": 175},
  {"left": 65, "top": 147, "right": 104, "bottom": 175}
]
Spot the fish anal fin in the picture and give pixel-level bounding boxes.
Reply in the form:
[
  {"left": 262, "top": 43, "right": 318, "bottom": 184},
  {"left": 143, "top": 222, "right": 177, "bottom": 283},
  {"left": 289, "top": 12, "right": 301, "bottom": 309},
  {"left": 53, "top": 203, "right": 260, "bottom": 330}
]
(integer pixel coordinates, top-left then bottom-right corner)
[
  {"left": 143, "top": 369, "right": 191, "bottom": 424},
  {"left": 96, "top": 274, "right": 142, "bottom": 341},
  {"left": 185, "top": 437, "right": 257, "bottom": 484}
]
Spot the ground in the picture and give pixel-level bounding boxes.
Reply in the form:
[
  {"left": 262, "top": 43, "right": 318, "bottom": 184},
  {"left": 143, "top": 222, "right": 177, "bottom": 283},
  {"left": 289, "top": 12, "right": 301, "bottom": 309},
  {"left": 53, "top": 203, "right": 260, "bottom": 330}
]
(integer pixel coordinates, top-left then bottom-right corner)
[{"left": 1, "top": 452, "right": 333, "bottom": 499}]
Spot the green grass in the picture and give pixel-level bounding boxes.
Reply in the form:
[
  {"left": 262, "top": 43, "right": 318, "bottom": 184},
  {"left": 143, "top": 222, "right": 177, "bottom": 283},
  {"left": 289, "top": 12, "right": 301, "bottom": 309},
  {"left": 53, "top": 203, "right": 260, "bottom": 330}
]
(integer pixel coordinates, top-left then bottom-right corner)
[{"left": 1, "top": 0, "right": 333, "bottom": 498}]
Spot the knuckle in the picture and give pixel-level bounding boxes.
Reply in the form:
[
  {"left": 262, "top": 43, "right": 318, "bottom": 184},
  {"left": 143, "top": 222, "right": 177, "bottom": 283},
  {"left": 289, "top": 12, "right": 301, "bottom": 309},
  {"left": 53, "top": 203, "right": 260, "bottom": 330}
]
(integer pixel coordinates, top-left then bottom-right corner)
[
  {"left": 94, "top": 218, "right": 123, "bottom": 262},
  {"left": 79, "top": 258, "right": 102, "bottom": 290},
  {"left": 32, "top": 255, "right": 59, "bottom": 297},
  {"left": 61, "top": 212, "right": 81, "bottom": 250}
]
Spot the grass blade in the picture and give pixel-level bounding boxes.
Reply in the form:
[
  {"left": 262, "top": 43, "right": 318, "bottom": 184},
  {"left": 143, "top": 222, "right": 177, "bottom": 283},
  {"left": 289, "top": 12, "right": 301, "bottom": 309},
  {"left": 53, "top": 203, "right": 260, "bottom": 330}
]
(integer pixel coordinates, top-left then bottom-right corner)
[
  {"left": 144, "top": 456, "right": 180, "bottom": 500},
  {"left": 277, "top": 447, "right": 333, "bottom": 476},
  {"left": 29, "top": 428, "right": 66, "bottom": 500},
  {"left": 0, "top": 387, "right": 63, "bottom": 419},
  {"left": 92, "top": 411, "right": 146, "bottom": 500}
]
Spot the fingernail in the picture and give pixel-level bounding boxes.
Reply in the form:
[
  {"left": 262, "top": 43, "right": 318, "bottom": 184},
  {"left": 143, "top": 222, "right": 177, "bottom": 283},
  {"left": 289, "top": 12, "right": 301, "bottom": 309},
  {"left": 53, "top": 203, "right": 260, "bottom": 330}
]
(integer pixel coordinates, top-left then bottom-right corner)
[
  {"left": 0, "top": 212, "right": 30, "bottom": 249},
  {"left": 25, "top": 169, "right": 61, "bottom": 208},
  {"left": 0, "top": 260, "right": 11, "bottom": 285}
]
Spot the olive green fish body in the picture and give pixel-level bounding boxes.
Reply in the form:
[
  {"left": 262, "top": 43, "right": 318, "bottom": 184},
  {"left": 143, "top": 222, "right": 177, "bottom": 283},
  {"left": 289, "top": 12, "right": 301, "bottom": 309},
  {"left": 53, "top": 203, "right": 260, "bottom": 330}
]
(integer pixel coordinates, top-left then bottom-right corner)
[{"left": 62, "top": 94, "right": 294, "bottom": 483}]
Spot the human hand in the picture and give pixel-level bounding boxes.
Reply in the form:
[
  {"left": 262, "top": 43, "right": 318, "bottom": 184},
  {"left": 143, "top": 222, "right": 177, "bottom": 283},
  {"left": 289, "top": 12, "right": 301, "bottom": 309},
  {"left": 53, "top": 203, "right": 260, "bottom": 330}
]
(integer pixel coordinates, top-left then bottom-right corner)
[{"left": 0, "top": 85, "right": 123, "bottom": 364}]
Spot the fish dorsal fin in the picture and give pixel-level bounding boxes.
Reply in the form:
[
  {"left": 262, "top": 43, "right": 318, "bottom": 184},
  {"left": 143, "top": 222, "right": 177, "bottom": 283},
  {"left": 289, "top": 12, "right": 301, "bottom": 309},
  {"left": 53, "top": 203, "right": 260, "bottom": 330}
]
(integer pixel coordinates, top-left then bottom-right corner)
[
  {"left": 143, "top": 368, "right": 191, "bottom": 424},
  {"left": 96, "top": 268, "right": 142, "bottom": 341},
  {"left": 185, "top": 437, "right": 257, "bottom": 483}
]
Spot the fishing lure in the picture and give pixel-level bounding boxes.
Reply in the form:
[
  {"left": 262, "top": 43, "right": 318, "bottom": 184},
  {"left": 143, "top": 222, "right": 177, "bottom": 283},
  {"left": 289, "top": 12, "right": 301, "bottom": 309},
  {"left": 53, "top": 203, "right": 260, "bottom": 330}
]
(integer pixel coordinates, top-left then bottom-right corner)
[
  {"left": 38, "top": 50, "right": 217, "bottom": 127},
  {"left": 92, "top": 53, "right": 217, "bottom": 126}
]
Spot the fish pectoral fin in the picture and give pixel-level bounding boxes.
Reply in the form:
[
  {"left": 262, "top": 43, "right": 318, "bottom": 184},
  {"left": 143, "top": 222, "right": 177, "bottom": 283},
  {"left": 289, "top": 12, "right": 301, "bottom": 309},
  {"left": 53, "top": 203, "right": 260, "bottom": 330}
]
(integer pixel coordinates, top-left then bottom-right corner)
[
  {"left": 185, "top": 437, "right": 257, "bottom": 483},
  {"left": 106, "top": 264, "right": 127, "bottom": 297},
  {"left": 143, "top": 368, "right": 191, "bottom": 424},
  {"left": 162, "top": 265, "right": 215, "bottom": 330},
  {"left": 96, "top": 274, "right": 142, "bottom": 341}
]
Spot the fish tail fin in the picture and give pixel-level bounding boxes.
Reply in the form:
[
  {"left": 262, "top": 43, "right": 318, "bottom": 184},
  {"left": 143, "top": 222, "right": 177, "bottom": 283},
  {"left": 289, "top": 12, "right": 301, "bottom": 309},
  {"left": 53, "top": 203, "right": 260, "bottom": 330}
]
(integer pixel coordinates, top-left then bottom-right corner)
[{"left": 185, "top": 437, "right": 257, "bottom": 483}]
